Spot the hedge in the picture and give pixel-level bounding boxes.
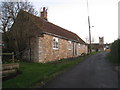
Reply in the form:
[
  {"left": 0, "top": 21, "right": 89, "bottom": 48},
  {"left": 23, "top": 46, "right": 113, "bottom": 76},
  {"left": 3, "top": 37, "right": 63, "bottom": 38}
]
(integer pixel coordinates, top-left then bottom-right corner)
[{"left": 109, "top": 39, "right": 120, "bottom": 63}]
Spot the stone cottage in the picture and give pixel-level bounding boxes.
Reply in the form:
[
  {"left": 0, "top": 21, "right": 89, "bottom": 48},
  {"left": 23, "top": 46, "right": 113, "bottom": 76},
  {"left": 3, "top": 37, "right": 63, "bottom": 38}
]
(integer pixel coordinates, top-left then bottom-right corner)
[{"left": 10, "top": 8, "right": 88, "bottom": 63}]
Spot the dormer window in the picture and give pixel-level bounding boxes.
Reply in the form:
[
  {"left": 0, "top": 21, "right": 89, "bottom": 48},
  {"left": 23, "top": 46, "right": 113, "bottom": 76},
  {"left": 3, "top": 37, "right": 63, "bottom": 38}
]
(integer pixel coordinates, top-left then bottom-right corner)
[{"left": 53, "top": 37, "right": 59, "bottom": 49}]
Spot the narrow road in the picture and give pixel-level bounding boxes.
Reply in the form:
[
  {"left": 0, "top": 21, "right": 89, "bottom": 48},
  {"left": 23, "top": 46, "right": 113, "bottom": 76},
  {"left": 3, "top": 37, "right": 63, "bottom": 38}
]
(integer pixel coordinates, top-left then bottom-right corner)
[{"left": 42, "top": 52, "right": 119, "bottom": 88}]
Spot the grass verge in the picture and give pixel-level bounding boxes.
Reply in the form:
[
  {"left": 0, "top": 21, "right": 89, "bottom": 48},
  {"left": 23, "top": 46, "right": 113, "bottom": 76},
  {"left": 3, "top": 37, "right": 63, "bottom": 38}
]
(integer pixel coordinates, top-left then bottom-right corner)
[{"left": 3, "top": 52, "right": 99, "bottom": 88}]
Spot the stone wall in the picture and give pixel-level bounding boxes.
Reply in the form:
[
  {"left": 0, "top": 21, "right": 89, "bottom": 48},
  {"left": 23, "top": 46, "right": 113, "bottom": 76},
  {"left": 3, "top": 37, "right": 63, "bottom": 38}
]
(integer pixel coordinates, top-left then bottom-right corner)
[
  {"left": 78, "top": 44, "right": 88, "bottom": 55},
  {"left": 22, "top": 34, "right": 88, "bottom": 63},
  {"left": 38, "top": 34, "right": 71, "bottom": 62},
  {"left": 37, "top": 34, "right": 88, "bottom": 63},
  {"left": 30, "top": 37, "right": 40, "bottom": 62},
  {"left": 22, "top": 37, "right": 40, "bottom": 62}
]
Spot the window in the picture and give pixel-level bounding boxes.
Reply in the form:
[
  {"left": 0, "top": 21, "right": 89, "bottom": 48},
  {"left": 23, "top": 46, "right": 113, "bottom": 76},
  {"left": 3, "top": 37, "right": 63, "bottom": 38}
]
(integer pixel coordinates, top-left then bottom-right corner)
[
  {"left": 53, "top": 37, "right": 59, "bottom": 49},
  {"left": 78, "top": 43, "right": 80, "bottom": 48},
  {"left": 68, "top": 41, "right": 72, "bottom": 50}
]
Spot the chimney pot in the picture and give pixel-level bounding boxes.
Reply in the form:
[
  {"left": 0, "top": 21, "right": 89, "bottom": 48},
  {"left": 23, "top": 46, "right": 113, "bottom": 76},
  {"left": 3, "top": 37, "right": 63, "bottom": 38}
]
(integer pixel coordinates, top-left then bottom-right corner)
[
  {"left": 40, "top": 7, "right": 48, "bottom": 21},
  {"left": 43, "top": 7, "right": 46, "bottom": 11}
]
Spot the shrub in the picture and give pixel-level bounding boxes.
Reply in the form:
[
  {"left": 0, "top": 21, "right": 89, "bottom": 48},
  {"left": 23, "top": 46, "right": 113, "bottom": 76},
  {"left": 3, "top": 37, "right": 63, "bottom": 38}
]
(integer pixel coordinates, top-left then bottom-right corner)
[{"left": 109, "top": 39, "right": 120, "bottom": 63}]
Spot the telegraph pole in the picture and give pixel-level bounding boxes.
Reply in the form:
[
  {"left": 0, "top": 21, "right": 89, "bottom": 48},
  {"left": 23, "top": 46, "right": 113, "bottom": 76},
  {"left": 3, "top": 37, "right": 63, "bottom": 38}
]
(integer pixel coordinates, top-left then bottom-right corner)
[
  {"left": 88, "top": 16, "right": 92, "bottom": 53},
  {"left": 87, "top": 0, "right": 92, "bottom": 53}
]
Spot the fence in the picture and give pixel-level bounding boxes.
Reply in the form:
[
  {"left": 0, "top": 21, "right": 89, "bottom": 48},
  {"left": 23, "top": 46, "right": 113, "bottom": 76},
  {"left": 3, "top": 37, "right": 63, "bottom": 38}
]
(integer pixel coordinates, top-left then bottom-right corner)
[
  {"left": 1, "top": 52, "right": 14, "bottom": 63},
  {"left": 2, "top": 48, "right": 31, "bottom": 63}
]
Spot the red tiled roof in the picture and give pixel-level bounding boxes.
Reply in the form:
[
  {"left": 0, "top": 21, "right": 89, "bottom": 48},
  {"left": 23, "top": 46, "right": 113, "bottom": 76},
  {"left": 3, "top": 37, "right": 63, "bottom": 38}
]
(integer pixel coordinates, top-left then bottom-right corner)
[{"left": 18, "top": 10, "right": 86, "bottom": 44}]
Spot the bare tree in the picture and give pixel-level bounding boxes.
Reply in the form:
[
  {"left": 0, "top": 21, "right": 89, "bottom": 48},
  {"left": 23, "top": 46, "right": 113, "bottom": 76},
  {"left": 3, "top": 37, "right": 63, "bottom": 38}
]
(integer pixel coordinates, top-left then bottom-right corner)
[
  {"left": 86, "top": 36, "right": 95, "bottom": 44},
  {"left": 1, "top": 0, "right": 37, "bottom": 33},
  {"left": 1, "top": 0, "right": 38, "bottom": 55}
]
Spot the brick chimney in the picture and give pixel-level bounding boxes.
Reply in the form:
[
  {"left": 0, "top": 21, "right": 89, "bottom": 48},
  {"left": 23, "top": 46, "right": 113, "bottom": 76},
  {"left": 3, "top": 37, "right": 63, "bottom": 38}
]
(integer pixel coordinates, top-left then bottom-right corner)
[{"left": 40, "top": 7, "right": 47, "bottom": 21}]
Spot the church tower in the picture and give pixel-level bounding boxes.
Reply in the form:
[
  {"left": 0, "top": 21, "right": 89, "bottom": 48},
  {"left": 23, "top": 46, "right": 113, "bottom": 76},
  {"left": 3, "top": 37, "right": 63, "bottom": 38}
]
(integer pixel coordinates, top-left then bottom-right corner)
[{"left": 99, "top": 37, "right": 104, "bottom": 45}]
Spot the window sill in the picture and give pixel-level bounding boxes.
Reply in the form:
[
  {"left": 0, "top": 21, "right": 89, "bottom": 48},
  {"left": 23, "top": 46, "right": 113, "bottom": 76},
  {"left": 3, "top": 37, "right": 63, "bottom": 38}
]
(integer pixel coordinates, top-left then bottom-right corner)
[{"left": 53, "top": 48, "right": 59, "bottom": 50}]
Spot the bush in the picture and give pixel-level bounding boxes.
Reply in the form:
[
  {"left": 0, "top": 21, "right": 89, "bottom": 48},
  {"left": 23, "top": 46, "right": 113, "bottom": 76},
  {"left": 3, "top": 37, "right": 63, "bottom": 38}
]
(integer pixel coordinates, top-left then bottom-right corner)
[{"left": 109, "top": 39, "right": 120, "bottom": 63}]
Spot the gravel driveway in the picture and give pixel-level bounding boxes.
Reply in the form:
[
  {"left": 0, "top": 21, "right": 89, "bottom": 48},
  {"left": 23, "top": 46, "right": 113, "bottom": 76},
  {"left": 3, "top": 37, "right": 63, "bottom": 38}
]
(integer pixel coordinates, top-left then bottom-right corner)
[{"left": 41, "top": 52, "right": 119, "bottom": 88}]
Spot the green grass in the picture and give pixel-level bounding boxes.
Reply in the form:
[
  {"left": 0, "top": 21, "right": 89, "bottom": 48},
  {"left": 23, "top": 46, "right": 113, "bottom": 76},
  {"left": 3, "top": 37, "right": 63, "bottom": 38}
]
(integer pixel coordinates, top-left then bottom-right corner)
[{"left": 3, "top": 52, "right": 99, "bottom": 88}]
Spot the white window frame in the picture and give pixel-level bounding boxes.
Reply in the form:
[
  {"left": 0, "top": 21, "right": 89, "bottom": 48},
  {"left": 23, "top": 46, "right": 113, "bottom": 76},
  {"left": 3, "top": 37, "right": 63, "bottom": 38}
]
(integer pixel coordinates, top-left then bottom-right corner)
[
  {"left": 53, "top": 37, "right": 59, "bottom": 49},
  {"left": 68, "top": 41, "right": 72, "bottom": 50},
  {"left": 78, "top": 43, "right": 80, "bottom": 48}
]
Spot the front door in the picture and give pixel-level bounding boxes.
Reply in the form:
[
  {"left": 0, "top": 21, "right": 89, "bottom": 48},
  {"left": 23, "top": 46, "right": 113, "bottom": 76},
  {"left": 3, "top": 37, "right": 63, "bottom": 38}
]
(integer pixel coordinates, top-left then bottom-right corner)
[{"left": 73, "top": 43, "right": 78, "bottom": 56}]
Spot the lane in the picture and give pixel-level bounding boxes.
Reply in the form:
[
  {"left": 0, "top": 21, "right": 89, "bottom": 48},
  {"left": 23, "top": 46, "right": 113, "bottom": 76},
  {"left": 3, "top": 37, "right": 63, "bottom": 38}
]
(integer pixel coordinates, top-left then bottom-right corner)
[{"left": 42, "top": 52, "right": 118, "bottom": 88}]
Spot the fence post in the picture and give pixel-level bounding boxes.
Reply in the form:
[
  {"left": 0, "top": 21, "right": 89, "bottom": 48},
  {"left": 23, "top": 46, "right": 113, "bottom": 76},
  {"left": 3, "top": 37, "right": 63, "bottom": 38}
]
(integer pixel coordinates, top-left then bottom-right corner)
[{"left": 12, "top": 52, "right": 14, "bottom": 63}]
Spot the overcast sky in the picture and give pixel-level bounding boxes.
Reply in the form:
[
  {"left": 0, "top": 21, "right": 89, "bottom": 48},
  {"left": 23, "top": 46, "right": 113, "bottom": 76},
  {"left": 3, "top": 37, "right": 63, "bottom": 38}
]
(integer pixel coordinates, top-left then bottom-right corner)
[
  {"left": 2, "top": 0, "right": 119, "bottom": 43},
  {"left": 29, "top": 0, "right": 119, "bottom": 44}
]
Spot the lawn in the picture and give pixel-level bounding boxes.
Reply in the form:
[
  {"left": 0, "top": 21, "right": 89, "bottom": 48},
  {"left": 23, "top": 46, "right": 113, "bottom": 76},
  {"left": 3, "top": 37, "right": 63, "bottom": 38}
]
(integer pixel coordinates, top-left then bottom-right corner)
[{"left": 3, "top": 52, "right": 98, "bottom": 88}]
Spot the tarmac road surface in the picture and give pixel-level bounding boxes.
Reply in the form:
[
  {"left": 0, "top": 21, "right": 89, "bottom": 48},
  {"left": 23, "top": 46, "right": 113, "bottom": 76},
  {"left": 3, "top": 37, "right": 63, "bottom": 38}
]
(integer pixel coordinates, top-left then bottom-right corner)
[{"left": 41, "top": 52, "right": 119, "bottom": 88}]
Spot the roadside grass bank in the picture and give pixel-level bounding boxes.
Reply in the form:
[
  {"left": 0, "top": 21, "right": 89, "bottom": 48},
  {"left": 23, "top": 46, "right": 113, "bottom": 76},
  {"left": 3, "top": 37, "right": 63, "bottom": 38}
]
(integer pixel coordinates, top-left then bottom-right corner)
[{"left": 3, "top": 52, "right": 99, "bottom": 88}]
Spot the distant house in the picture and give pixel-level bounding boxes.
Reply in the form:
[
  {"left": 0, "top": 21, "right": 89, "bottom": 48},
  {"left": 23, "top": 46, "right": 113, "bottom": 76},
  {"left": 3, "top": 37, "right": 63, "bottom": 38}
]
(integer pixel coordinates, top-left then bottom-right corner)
[
  {"left": 90, "top": 37, "right": 104, "bottom": 52},
  {"left": 90, "top": 37, "right": 111, "bottom": 52},
  {"left": 9, "top": 8, "right": 88, "bottom": 63}
]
